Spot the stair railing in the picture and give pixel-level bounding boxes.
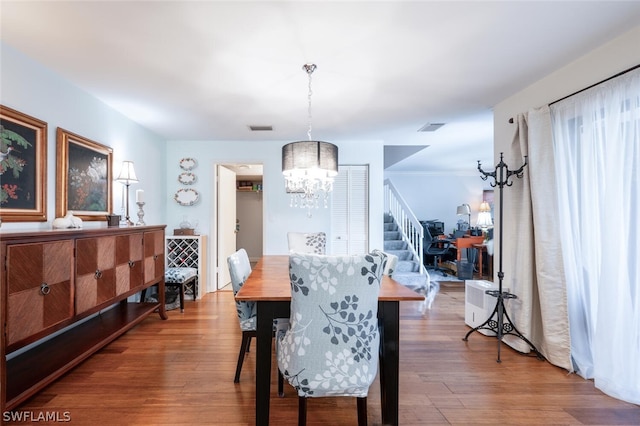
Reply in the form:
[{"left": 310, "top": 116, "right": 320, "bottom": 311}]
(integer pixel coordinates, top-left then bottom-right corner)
[{"left": 384, "top": 179, "right": 424, "bottom": 274}]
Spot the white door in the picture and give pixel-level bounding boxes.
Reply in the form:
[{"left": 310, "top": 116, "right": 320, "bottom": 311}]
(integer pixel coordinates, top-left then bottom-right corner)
[
  {"left": 217, "top": 165, "right": 237, "bottom": 289},
  {"left": 331, "top": 165, "right": 369, "bottom": 255}
]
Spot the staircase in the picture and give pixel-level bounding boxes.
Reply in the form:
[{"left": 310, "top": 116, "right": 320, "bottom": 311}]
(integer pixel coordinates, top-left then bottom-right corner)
[{"left": 383, "top": 213, "right": 428, "bottom": 290}]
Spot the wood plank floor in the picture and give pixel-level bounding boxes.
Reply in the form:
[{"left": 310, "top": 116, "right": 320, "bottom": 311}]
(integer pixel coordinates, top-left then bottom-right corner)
[{"left": 8, "top": 283, "right": 640, "bottom": 425}]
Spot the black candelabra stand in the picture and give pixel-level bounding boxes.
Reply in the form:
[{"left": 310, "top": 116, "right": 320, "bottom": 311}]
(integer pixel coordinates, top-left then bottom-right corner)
[{"left": 462, "top": 152, "right": 544, "bottom": 363}]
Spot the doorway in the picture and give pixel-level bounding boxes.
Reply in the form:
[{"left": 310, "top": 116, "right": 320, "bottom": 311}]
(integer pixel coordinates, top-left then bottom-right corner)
[{"left": 214, "top": 163, "right": 263, "bottom": 291}]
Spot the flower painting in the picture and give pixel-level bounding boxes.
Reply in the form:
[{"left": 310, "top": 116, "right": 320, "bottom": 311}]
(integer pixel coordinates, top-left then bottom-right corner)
[
  {"left": 67, "top": 144, "right": 108, "bottom": 211},
  {"left": 56, "top": 128, "right": 112, "bottom": 221},
  {"left": 0, "top": 126, "right": 30, "bottom": 205},
  {"left": 0, "top": 105, "right": 47, "bottom": 222}
]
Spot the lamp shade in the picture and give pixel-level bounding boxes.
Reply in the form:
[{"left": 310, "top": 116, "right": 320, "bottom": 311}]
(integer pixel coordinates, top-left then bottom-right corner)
[
  {"left": 479, "top": 201, "right": 491, "bottom": 212},
  {"left": 477, "top": 212, "right": 493, "bottom": 228},
  {"left": 456, "top": 204, "right": 471, "bottom": 216},
  {"left": 116, "top": 160, "right": 138, "bottom": 184},
  {"left": 282, "top": 141, "right": 338, "bottom": 177}
]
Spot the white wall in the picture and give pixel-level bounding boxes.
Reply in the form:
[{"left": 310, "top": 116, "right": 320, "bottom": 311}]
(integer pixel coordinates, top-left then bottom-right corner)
[
  {"left": 385, "top": 171, "right": 493, "bottom": 233},
  {"left": 493, "top": 25, "right": 640, "bottom": 275},
  {"left": 0, "top": 43, "right": 167, "bottom": 231},
  {"left": 165, "top": 139, "right": 385, "bottom": 289},
  {"left": 1, "top": 41, "right": 386, "bottom": 294}
]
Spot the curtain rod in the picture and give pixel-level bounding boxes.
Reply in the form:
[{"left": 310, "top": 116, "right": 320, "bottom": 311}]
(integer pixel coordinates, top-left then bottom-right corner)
[{"left": 508, "top": 63, "right": 640, "bottom": 123}]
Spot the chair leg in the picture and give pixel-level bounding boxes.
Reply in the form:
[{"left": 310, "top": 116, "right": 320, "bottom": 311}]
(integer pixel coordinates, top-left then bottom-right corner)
[
  {"left": 278, "top": 370, "right": 284, "bottom": 397},
  {"left": 179, "top": 283, "right": 185, "bottom": 312},
  {"left": 357, "top": 397, "right": 368, "bottom": 426},
  {"left": 234, "top": 332, "right": 252, "bottom": 383},
  {"left": 426, "top": 255, "right": 448, "bottom": 276},
  {"left": 193, "top": 277, "right": 198, "bottom": 300},
  {"left": 298, "top": 396, "right": 307, "bottom": 426}
]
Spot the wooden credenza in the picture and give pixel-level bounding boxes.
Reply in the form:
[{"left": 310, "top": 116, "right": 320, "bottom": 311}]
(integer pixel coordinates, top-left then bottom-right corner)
[{"left": 0, "top": 225, "right": 167, "bottom": 412}]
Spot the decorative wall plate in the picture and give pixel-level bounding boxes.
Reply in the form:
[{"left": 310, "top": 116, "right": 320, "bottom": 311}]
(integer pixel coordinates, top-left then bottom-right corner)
[
  {"left": 179, "top": 157, "right": 197, "bottom": 170},
  {"left": 174, "top": 188, "right": 199, "bottom": 206},
  {"left": 178, "top": 172, "right": 197, "bottom": 185}
]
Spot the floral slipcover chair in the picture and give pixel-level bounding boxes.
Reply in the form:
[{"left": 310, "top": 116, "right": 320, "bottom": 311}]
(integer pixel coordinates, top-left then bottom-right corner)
[{"left": 277, "top": 251, "right": 387, "bottom": 425}]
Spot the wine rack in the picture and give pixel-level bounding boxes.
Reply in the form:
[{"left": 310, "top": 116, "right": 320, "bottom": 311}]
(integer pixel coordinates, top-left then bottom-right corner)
[{"left": 165, "top": 235, "right": 206, "bottom": 299}]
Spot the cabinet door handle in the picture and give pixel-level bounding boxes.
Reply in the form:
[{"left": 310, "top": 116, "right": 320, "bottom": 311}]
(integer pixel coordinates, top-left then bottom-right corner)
[
  {"left": 94, "top": 269, "right": 103, "bottom": 279},
  {"left": 40, "top": 283, "right": 51, "bottom": 295},
  {"left": 128, "top": 260, "right": 135, "bottom": 268},
  {"left": 153, "top": 254, "right": 158, "bottom": 260}
]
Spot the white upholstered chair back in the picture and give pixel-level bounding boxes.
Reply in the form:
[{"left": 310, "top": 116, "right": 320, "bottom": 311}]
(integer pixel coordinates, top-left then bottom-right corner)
[{"left": 287, "top": 232, "right": 327, "bottom": 254}]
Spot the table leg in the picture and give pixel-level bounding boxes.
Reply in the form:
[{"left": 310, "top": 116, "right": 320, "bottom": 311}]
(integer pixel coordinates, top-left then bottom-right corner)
[
  {"left": 255, "top": 301, "right": 289, "bottom": 426},
  {"left": 255, "top": 302, "right": 275, "bottom": 426},
  {"left": 477, "top": 247, "right": 484, "bottom": 278},
  {"left": 380, "top": 301, "right": 400, "bottom": 426}
]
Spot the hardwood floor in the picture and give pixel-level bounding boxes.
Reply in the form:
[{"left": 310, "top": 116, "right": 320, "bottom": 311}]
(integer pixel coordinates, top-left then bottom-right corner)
[{"left": 8, "top": 284, "right": 640, "bottom": 425}]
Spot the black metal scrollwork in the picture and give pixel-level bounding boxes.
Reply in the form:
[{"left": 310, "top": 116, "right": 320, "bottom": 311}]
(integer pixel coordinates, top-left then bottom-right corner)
[{"left": 464, "top": 152, "right": 543, "bottom": 363}]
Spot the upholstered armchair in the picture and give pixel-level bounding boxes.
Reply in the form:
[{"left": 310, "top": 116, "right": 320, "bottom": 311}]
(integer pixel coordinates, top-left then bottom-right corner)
[{"left": 276, "top": 251, "right": 387, "bottom": 425}]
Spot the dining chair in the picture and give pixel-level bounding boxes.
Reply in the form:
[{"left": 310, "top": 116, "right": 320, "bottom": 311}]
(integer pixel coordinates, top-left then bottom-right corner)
[
  {"left": 227, "top": 248, "right": 257, "bottom": 383},
  {"left": 287, "top": 232, "right": 327, "bottom": 254},
  {"left": 227, "top": 248, "right": 287, "bottom": 390},
  {"left": 374, "top": 249, "right": 398, "bottom": 277},
  {"left": 276, "top": 251, "right": 387, "bottom": 426}
]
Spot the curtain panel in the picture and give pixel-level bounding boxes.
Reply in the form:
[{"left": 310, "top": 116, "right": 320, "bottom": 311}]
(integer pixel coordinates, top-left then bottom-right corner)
[
  {"left": 550, "top": 68, "right": 640, "bottom": 404},
  {"left": 500, "top": 110, "right": 572, "bottom": 370}
]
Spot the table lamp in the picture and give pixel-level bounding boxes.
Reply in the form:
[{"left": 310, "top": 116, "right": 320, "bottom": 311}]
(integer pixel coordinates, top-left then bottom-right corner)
[
  {"left": 116, "top": 160, "right": 138, "bottom": 226},
  {"left": 456, "top": 203, "right": 471, "bottom": 229}
]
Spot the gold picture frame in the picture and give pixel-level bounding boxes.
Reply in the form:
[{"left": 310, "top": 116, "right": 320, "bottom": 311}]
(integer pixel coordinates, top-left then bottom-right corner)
[
  {"left": 0, "top": 105, "right": 48, "bottom": 222},
  {"left": 56, "top": 128, "right": 113, "bottom": 221}
]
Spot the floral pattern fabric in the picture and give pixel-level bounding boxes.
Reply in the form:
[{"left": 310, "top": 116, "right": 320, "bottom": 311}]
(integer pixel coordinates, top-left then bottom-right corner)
[
  {"left": 277, "top": 251, "right": 387, "bottom": 398},
  {"left": 228, "top": 249, "right": 287, "bottom": 333},
  {"left": 287, "top": 232, "right": 327, "bottom": 254},
  {"left": 227, "top": 249, "right": 257, "bottom": 330},
  {"left": 165, "top": 267, "right": 197, "bottom": 283}
]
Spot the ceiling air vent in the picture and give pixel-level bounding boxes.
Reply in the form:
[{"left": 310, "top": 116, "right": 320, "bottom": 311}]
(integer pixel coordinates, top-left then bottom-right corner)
[
  {"left": 417, "top": 122, "right": 445, "bottom": 132},
  {"left": 249, "top": 125, "right": 273, "bottom": 131}
]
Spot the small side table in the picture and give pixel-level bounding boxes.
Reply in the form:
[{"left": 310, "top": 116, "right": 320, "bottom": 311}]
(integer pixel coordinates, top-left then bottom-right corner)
[{"left": 472, "top": 243, "right": 493, "bottom": 279}]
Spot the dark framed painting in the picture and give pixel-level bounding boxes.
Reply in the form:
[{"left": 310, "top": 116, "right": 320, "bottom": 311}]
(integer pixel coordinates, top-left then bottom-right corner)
[
  {"left": 56, "top": 128, "right": 112, "bottom": 221},
  {"left": 0, "top": 105, "right": 48, "bottom": 222}
]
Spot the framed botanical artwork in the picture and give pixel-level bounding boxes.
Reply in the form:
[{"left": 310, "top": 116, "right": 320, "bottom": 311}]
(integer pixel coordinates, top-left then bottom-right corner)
[
  {"left": 0, "top": 105, "right": 48, "bottom": 222},
  {"left": 56, "top": 128, "right": 113, "bottom": 221}
]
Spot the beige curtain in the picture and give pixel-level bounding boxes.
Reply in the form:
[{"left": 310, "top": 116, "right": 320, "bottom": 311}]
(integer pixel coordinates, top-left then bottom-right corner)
[{"left": 500, "top": 107, "right": 572, "bottom": 370}]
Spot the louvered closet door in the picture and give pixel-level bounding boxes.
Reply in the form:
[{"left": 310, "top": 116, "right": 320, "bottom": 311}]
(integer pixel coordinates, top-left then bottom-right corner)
[{"left": 331, "top": 165, "right": 369, "bottom": 255}]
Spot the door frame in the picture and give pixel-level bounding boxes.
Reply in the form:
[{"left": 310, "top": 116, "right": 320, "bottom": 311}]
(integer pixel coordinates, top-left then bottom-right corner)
[{"left": 210, "top": 161, "right": 264, "bottom": 292}]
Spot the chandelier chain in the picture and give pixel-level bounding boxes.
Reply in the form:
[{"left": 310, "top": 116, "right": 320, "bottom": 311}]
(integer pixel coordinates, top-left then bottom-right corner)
[{"left": 304, "top": 63, "right": 316, "bottom": 141}]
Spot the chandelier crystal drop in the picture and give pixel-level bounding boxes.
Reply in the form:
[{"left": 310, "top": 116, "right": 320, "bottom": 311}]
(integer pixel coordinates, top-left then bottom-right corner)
[{"left": 282, "top": 64, "right": 338, "bottom": 217}]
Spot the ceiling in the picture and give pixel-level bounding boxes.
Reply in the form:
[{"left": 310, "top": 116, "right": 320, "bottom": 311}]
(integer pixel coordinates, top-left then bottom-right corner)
[{"left": 2, "top": 1, "right": 640, "bottom": 174}]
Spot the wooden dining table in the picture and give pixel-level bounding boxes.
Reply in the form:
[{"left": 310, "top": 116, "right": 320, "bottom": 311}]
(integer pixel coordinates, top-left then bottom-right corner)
[{"left": 235, "top": 255, "right": 424, "bottom": 426}]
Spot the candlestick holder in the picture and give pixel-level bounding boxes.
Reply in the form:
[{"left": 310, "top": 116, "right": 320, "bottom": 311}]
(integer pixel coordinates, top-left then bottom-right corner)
[
  {"left": 119, "top": 204, "right": 128, "bottom": 227},
  {"left": 135, "top": 202, "right": 146, "bottom": 226}
]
